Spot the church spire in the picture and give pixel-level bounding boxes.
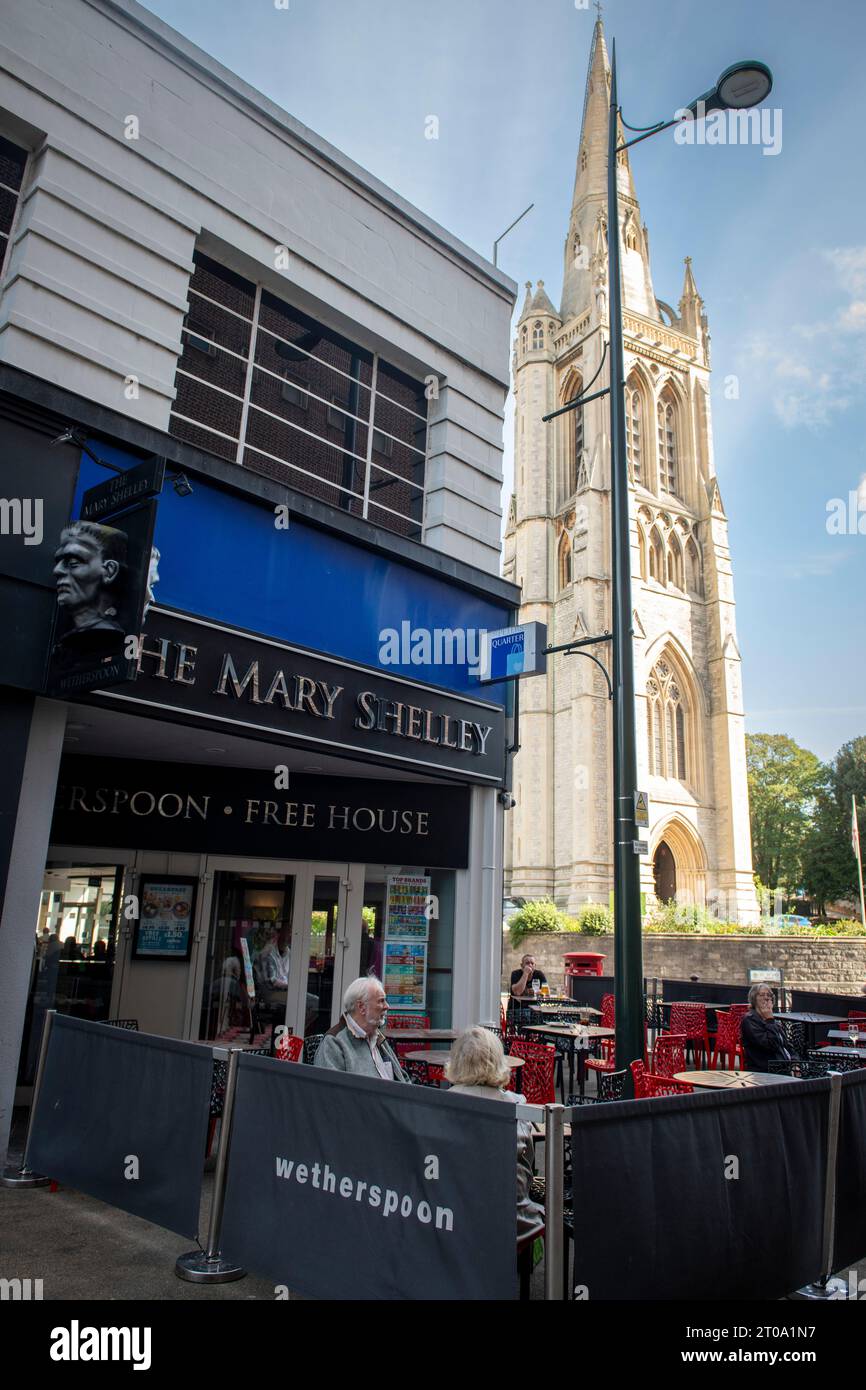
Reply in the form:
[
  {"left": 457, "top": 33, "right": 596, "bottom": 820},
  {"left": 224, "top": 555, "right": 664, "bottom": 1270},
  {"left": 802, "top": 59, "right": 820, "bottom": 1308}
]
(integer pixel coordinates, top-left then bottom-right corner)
[
  {"left": 560, "top": 17, "right": 657, "bottom": 324},
  {"left": 678, "top": 256, "right": 703, "bottom": 337}
]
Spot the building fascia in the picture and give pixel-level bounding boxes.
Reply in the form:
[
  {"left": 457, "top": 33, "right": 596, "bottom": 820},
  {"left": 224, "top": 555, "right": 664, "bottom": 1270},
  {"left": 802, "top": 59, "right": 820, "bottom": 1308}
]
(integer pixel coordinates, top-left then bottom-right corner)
[{"left": 0, "top": 361, "right": 520, "bottom": 611}]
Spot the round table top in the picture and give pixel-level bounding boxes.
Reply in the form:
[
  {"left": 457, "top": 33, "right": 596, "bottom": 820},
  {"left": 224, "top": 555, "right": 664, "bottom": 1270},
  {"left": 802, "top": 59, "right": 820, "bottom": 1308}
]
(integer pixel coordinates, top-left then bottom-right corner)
[
  {"left": 525, "top": 1023, "right": 615, "bottom": 1040},
  {"left": 402, "top": 1049, "right": 524, "bottom": 1068},
  {"left": 674, "top": 1069, "right": 802, "bottom": 1089}
]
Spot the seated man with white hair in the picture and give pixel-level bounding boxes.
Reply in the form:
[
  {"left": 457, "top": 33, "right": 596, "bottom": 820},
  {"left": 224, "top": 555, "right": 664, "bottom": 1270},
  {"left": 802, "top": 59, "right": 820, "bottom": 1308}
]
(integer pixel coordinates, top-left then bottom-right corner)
[{"left": 314, "top": 976, "right": 410, "bottom": 1082}]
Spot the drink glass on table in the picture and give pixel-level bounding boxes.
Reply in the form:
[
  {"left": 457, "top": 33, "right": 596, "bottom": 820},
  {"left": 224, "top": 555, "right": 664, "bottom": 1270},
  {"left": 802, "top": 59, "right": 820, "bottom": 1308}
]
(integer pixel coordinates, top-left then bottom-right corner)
[
  {"left": 532, "top": 979, "right": 540, "bottom": 1001},
  {"left": 541, "top": 983, "right": 549, "bottom": 999},
  {"left": 849, "top": 1023, "right": 860, "bottom": 1047}
]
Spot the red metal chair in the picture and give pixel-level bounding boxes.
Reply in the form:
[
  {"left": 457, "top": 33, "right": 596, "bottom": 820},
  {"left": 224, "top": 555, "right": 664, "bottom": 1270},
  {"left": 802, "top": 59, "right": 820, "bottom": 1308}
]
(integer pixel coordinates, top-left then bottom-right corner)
[
  {"left": 669, "top": 1002, "right": 713, "bottom": 1068},
  {"left": 652, "top": 1033, "right": 687, "bottom": 1078},
  {"left": 630, "top": 1059, "right": 649, "bottom": 1098},
  {"left": 585, "top": 991, "right": 617, "bottom": 1081},
  {"left": 630, "top": 1059, "right": 693, "bottom": 1098},
  {"left": 274, "top": 1033, "right": 303, "bottom": 1062},
  {"left": 713, "top": 1010, "right": 744, "bottom": 1070},
  {"left": 600, "top": 993, "right": 615, "bottom": 1029},
  {"left": 646, "top": 1072, "right": 694, "bottom": 1097},
  {"left": 507, "top": 1038, "right": 556, "bottom": 1105},
  {"left": 387, "top": 1013, "right": 431, "bottom": 1063}
]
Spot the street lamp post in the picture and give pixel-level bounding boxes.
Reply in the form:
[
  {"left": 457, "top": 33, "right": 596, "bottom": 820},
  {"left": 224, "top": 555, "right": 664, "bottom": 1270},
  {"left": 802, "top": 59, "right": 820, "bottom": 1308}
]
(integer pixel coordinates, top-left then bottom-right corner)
[
  {"left": 606, "top": 45, "right": 645, "bottom": 1078},
  {"left": 545, "top": 49, "right": 773, "bottom": 1086},
  {"left": 606, "top": 48, "right": 773, "bottom": 1082}
]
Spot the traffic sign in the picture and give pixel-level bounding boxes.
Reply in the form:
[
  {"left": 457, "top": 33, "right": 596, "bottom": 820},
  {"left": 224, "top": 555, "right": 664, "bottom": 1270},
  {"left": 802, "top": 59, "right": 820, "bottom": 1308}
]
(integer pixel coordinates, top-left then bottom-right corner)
[{"left": 634, "top": 790, "right": 649, "bottom": 828}]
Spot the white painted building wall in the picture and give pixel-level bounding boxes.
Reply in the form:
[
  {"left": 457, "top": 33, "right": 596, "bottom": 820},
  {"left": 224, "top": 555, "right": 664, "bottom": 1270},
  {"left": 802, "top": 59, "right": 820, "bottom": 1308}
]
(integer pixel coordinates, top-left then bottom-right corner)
[{"left": 0, "top": 0, "right": 515, "bottom": 572}]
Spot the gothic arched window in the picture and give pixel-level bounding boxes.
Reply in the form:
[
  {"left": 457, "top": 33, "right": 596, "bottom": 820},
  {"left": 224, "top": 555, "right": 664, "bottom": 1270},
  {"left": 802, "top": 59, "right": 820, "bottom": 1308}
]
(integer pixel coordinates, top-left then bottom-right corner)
[
  {"left": 521, "top": 325, "right": 528, "bottom": 353},
  {"left": 580, "top": 149, "right": 587, "bottom": 173},
  {"left": 625, "top": 379, "right": 644, "bottom": 484},
  {"left": 657, "top": 390, "right": 680, "bottom": 496},
  {"left": 667, "top": 535, "right": 684, "bottom": 590},
  {"left": 558, "top": 533, "right": 572, "bottom": 590},
  {"left": 532, "top": 320, "right": 544, "bottom": 350},
  {"left": 646, "top": 659, "right": 688, "bottom": 782},
  {"left": 649, "top": 526, "right": 665, "bottom": 584},
  {"left": 638, "top": 525, "right": 648, "bottom": 580},
  {"left": 685, "top": 536, "right": 703, "bottom": 595}
]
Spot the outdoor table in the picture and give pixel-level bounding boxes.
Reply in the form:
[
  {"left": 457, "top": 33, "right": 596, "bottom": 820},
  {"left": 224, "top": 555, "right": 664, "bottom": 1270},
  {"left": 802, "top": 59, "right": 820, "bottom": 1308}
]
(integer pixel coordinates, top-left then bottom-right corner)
[
  {"left": 385, "top": 1028, "right": 457, "bottom": 1043},
  {"left": 674, "top": 1069, "right": 803, "bottom": 1090},
  {"left": 826, "top": 1029, "right": 866, "bottom": 1043},
  {"left": 819, "top": 1045, "right": 866, "bottom": 1062},
  {"left": 524, "top": 1023, "right": 615, "bottom": 1100},
  {"left": 402, "top": 1049, "right": 525, "bottom": 1083},
  {"left": 529, "top": 1004, "right": 601, "bottom": 1020},
  {"left": 773, "top": 1012, "right": 849, "bottom": 1050}
]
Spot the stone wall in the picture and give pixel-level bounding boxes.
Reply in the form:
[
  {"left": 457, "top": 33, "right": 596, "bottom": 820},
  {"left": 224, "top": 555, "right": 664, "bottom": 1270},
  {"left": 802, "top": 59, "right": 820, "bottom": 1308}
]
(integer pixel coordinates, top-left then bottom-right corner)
[{"left": 503, "top": 934, "right": 866, "bottom": 997}]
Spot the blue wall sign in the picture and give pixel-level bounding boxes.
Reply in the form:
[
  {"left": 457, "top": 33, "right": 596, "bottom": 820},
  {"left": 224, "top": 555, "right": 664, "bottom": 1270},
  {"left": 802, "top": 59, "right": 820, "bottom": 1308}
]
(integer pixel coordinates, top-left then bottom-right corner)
[{"left": 72, "top": 444, "right": 511, "bottom": 706}]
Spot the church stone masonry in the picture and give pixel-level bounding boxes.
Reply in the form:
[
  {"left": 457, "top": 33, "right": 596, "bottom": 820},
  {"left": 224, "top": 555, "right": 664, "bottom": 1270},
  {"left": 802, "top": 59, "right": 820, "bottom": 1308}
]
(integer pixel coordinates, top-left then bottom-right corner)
[{"left": 503, "top": 18, "right": 758, "bottom": 923}]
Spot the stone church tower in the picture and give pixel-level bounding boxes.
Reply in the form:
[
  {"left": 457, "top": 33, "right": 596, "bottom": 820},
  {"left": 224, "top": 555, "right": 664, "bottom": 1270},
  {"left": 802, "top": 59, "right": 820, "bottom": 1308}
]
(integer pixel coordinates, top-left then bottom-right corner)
[{"left": 503, "top": 18, "right": 758, "bottom": 922}]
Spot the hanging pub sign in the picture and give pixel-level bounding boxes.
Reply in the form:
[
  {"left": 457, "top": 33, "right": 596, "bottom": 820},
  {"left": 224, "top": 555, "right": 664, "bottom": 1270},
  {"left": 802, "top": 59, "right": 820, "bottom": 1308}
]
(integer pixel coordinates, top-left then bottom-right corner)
[
  {"left": 44, "top": 499, "right": 158, "bottom": 698},
  {"left": 79, "top": 455, "right": 166, "bottom": 523}
]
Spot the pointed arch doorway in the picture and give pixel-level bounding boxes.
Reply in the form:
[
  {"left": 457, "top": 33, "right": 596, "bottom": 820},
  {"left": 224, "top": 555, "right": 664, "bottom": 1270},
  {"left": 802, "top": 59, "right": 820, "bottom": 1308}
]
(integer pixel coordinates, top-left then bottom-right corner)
[{"left": 653, "top": 840, "right": 676, "bottom": 904}]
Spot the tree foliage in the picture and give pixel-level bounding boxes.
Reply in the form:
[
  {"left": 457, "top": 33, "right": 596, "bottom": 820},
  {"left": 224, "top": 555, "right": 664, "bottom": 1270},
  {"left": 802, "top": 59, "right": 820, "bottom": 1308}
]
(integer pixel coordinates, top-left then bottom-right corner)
[
  {"left": 802, "top": 737, "right": 866, "bottom": 912},
  {"left": 746, "top": 733, "right": 823, "bottom": 889}
]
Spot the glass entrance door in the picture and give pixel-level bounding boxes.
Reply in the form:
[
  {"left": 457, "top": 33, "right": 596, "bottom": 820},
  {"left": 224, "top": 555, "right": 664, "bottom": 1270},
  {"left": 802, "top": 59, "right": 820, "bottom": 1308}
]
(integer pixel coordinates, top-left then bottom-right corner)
[
  {"left": 198, "top": 869, "right": 300, "bottom": 1046},
  {"left": 194, "top": 859, "right": 366, "bottom": 1047}
]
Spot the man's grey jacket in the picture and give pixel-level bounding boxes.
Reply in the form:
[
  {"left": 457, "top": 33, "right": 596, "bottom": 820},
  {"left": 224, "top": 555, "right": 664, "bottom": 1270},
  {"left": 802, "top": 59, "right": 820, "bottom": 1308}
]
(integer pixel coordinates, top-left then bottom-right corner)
[{"left": 314, "top": 1018, "right": 410, "bottom": 1082}]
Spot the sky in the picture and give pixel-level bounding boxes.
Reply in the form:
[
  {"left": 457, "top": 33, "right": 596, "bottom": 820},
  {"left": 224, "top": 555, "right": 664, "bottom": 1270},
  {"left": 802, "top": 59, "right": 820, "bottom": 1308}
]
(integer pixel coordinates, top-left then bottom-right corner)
[{"left": 144, "top": 0, "right": 866, "bottom": 764}]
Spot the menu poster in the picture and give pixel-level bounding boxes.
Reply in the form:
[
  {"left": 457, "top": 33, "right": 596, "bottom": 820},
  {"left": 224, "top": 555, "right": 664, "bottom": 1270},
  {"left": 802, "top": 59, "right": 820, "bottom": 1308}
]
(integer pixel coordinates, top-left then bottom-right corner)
[
  {"left": 383, "top": 939, "right": 427, "bottom": 1010},
  {"left": 385, "top": 874, "right": 431, "bottom": 941},
  {"left": 131, "top": 875, "right": 197, "bottom": 960}
]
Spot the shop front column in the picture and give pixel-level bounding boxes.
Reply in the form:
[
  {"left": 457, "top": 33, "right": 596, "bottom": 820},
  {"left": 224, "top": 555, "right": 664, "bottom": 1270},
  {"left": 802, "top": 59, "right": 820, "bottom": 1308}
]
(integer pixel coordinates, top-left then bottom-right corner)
[{"left": 0, "top": 692, "right": 66, "bottom": 1165}]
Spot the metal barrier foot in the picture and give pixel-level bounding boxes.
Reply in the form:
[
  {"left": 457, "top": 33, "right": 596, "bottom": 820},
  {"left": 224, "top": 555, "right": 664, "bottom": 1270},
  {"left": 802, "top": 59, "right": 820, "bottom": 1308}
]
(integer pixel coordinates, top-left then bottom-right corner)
[
  {"left": 0, "top": 1163, "right": 50, "bottom": 1188},
  {"left": 790, "top": 1274, "right": 847, "bottom": 1300},
  {"left": 175, "top": 1251, "right": 245, "bottom": 1283}
]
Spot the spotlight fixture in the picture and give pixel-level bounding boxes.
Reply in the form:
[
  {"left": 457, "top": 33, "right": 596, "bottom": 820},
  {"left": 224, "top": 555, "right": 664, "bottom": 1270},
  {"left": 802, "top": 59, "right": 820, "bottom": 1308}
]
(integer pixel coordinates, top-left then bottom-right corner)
[
  {"left": 170, "top": 472, "right": 193, "bottom": 497},
  {"left": 49, "top": 425, "right": 123, "bottom": 475}
]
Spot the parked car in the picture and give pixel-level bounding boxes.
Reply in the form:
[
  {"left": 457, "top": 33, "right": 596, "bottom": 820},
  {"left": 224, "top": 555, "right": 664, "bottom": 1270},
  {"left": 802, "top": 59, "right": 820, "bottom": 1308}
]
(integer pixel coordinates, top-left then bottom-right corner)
[{"left": 774, "top": 913, "right": 813, "bottom": 929}]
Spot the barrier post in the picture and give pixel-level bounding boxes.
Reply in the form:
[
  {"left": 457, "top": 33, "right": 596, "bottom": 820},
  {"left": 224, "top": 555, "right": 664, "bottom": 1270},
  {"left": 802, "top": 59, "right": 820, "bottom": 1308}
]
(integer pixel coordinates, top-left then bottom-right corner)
[
  {"left": 792, "top": 1072, "right": 846, "bottom": 1299},
  {"left": 543, "top": 1103, "right": 565, "bottom": 1301},
  {"left": 176, "top": 1047, "right": 245, "bottom": 1283},
  {"left": 1, "top": 1009, "right": 55, "bottom": 1188}
]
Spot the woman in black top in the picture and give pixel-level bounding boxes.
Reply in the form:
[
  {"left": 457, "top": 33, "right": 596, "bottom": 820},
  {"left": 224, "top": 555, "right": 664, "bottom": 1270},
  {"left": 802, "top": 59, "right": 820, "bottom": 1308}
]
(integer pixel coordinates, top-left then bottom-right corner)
[{"left": 740, "top": 983, "right": 791, "bottom": 1072}]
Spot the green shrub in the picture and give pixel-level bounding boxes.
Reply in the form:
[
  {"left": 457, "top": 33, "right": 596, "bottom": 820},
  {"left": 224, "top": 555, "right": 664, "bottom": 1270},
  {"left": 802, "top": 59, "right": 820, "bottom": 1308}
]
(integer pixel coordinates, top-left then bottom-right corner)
[
  {"left": 574, "top": 903, "right": 613, "bottom": 936},
  {"left": 508, "top": 897, "right": 570, "bottom": 948}
]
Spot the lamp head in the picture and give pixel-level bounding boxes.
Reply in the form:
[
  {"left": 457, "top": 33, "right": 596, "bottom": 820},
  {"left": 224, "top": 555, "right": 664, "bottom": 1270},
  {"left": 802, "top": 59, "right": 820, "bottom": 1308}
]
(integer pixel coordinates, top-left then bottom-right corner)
[
  {"left": 687, "top": 60, "right": 773, "bottom": 117},
  {"left": 714, "top": 60, "right": 773, "bottom": 109}
]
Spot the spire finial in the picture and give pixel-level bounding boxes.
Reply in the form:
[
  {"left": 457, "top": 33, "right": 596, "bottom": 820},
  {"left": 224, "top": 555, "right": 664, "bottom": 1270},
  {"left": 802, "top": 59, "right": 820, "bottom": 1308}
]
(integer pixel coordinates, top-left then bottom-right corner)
[{"left": 594, "top": 0, "right": 603, "bottom": 20}]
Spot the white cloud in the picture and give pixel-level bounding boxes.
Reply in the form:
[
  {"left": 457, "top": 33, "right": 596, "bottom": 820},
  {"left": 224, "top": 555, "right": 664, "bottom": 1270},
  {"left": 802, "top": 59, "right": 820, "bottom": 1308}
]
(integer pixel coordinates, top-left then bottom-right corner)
[{"left": 737, "top": 247, "right": 866, "bottom": 430}]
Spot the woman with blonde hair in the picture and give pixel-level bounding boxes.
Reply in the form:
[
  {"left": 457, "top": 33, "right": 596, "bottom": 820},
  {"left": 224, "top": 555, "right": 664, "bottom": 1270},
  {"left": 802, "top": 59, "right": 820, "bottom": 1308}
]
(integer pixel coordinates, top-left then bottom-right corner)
[{"left": 446, "top": 1026, "right": 543, "bottom": 1239}]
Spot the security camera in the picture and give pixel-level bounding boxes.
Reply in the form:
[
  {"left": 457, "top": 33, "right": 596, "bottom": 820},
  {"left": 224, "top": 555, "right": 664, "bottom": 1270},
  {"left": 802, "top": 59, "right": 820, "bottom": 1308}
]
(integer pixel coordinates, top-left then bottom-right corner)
[{"left": 498, "top": 791, "right": 517, "bottom": 810}]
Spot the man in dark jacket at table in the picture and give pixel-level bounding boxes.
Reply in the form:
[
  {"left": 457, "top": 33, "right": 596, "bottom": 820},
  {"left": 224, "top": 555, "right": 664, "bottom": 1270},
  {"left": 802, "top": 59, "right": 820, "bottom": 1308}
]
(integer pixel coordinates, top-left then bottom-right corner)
[{"left": 741, "top": 983, "right": 791, "bottom": 1072}]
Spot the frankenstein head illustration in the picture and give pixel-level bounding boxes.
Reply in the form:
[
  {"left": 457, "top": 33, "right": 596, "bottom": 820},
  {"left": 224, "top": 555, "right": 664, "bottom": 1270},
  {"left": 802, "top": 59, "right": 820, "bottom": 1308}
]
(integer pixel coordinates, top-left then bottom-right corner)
[{"left": 53, "top": 520, "right": 127, "bottom": 644}]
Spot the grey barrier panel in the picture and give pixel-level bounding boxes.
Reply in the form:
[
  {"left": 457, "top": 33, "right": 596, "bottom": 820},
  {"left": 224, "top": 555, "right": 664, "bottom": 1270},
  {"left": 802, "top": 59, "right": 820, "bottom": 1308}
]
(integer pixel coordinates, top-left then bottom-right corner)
[
  {"left": 26, "top": 1015, "right": 213, "bottom": 1238},
  {"left": 567, "top": 1080, "right": 829, "bottom": 1300},
  {"left": 833, "top": 1070, "right": 866, "bottom": 1274},
  {"left": 219, "top": 1055, "right": 518, "bottom": 1301}
]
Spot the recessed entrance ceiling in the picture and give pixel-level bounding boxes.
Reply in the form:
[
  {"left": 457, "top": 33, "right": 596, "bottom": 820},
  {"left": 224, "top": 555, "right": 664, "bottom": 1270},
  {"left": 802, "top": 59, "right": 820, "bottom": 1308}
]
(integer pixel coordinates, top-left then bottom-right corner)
[{"left": 61, "top": 700, "right": 445, "bottom": 785}]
